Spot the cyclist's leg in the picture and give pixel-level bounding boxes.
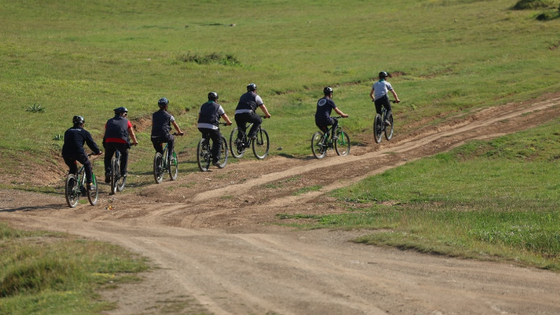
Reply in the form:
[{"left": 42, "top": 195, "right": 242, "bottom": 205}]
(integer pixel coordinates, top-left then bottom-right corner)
[
  {"left": 208, "top": 129, "right": 221, "bottom": 164},
  {"left": 165, "top": 133, "right": 175, "bottom": 162},
  {"left": 383, "top": 97, "right": 393, "bottom": 122},
  {"left": 327, "top": 117, "right": 337, "bottom": 139},
  {"left": 247, "top": 112, "right": 262, "bottom": 139},
  {"left": 117, "top": 143, "right": 130, "bottom": 176},
  {"left": 151, "top": 137, "right": 164, "bottom": 155},
  {"left": 374, "top": 98, "right": 384, "bottom": 116},
  {"left": 234, "top": 113, "right": 248, "bottom": 139},
  {"left": 104, "top": 143, "right": 117, "bottom": 180},
  {"left": 63, "top": 155, "right": 78, "bottom": 175},
  {"left": 76, "top": 153, "right": 93, "bottom": 184}
]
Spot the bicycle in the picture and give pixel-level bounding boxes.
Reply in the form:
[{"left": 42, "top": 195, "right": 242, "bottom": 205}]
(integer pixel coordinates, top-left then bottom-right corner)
[
  {"left": 229, "top": 116, "right": 270, "bottom": 160},
  {"left": 197, "top": 123, "right": 229, "bottom": 172},
  {"left": 64, "top": 153, "right": 100, "bottom": 208},
  {"left": 109, "top": 149, "right": 127, "bottom": 194},
  {"left": 311, "top": 116, "right": 350, "bottom": 159},
  {"left": 153, "top": 134, "right": 181, "bottom": 184},
  {"left": 373, "top": 100, "right": 398, "bottom": 144}
]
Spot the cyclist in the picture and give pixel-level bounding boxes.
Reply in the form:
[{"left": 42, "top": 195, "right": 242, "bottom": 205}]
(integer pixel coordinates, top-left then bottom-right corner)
[
  {"left": 61, "top": 116, "right": 102, "bottom": 189},
  {"left": 370, "top": 71, "right": 400, "bottom": 126},
  {"left": 151, "top": 97, "right": 184, "bottom": 164},
  {"left": 234, "top": 83, "right": 271, "bottom": 143},
  {"left": 315, "top": 86, "right": 348, "bottom": 140},
  {"left": 198, "top": 92, "right": 232, "bottom": 166},
  {"left": 103, "top": 107, "right": 139, "bottom": 183}
]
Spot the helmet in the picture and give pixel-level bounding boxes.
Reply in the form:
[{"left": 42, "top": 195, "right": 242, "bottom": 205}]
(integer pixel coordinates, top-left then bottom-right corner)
[
  {"left": 208, "top": 92, "right": 219, "bottom": 101},
  {"left": 114, "top": 106, "right": 128, "bottom": 115},
  {"left": 379, "top": 71, "right": 388, "bottom": 79},
  {"left": 73, "top": 115, "right": 85, "bottom": 125},
  {"left": 158, "top": 97, "right": 169, "bottom": 108},
  {"left": 247, "top": 83, "right": 257, "bottom": 91},
  {"left": 323, "top": 86, "right": 333, "bottom": 95}
]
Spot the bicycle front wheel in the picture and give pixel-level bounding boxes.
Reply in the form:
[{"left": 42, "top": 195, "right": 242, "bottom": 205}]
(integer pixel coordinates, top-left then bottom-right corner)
[
  {"left": 110, "top": 156, "right": 119, "bottom": 194},
  {"left": 373, "top": 114, "right": 383, "bottom": 144},
  {"left": 65, "top": 174, "right": 80, "bottom": 208},
  {"left": 335, "top": 130, "right": 351, "bottom": 156},
  {"left": 252, "top": 128, "right": 269, "bottom": 160},
  {"left": 153, "top": 152, "right": 164, "bottom": 183},
  {"left": 197, "top": 138, "right": 210, "bottom": 172},
  {"left": 169, "top": 151, "right": 178, "bottom": 180},
  {"left": 229, "top": 127, "right": 245, "bottom": 158},
  {"left": 216, "top": 136, "right": 228, "bottom": 169},
  {"left": 385, "top": 115, "right": 394, "bottom": 141},
  {"left": 87, "top": 174, "right": 99, "bottom": 206},
  {"left": 311, "top": 131, "right": 327, "bottom": 159}
]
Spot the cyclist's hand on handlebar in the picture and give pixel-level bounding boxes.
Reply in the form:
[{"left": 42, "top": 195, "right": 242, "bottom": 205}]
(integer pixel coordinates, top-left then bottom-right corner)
[
  {"left": 342, "top": 114, "right": 349, "bottom": 118},
  {"left": 265, "top": 114, "right": 271, "bottom": 119},
  {"left": 96, "top": 151, "right": 103, "bottom": 155},
  {"left": 131, "top": 141, "right": 139, "bottom": 146},
  {"left": 178, "top": 132, "right": 185, "bottom": 136},
  {"left": 226, "top": 122, "right": 232, "bottom": 126}
]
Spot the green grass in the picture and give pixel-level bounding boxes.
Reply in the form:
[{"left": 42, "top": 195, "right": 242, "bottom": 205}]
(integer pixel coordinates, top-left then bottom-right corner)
[
  {"left": 0, "top": 222, "right": 150, "bottom": 315},
  {"left": 282, "top": 119, "right": 560, "bottom": 270},
  {"left": 2, "top": 0, "right": 560, "bottom": 179}
]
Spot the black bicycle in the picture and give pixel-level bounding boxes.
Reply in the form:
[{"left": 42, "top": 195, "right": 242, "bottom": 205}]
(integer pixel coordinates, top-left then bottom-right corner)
[
  {"left": 229, "top": 117, "right": 270, "bottom": 160},
  {"left": 64, "top": 153, "right": 100, "bottom": 208},
  {"left": 373, "top": 100, "right": 398, "bottom": 143},
  {"left": 109, "top": 150, "right": 127, "bottom": 194},
  {"left": 153, "top": 136, "right": 180, "bottom": 184},
  {"left": 311, "top": 116, "right": 350, "bottom": 159},
  {"left": 197, "top": 124, "right": 229, "bottom": 172}
]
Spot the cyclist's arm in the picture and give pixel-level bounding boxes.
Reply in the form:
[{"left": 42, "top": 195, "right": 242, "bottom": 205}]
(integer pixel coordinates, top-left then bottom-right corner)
[
  {"left": 334, "top": 107, "right": 348, "bottom": 118},
  {"left": 171, "top": 120, "right": 184, "bottom": 135},
  {"left": 369, "top": 88, "right": 375, "bottom": 101},
  {"left": 390, "top": 89, "right": 400, "bottom": 103},
  {"left": 258, "top": 104, "right": 271, "bottom": 118},
  {"left": 221, "top": 113, "right": 233, "bottom": 125},
  {"left": 128, "top": 125, "right": 139, "bottom": 145}
]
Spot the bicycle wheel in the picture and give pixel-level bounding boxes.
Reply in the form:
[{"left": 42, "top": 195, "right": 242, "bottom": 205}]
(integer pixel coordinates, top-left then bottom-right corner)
[
  {"left": 334, "top": 129, "right": 351, "bottom": 156},
  {"left": 110, "top": 156, "right": 118, "bottom": 194},
  {"left": 168, "top": 150, "right": 178, "bottom": 180},
  {"left": 64, "top": 174, "right": 79, "bottom": 208},
  {"left": 153, "top": 152, "right": 164, "bottom": 183},
  {"left": 229, "top": 127, "right": 246, "bottom": 158},
  {"left": 197, "top": 138, "right": 210, "bottom": 172},
  {"left": 385, "top": 115, "right": 394, "bottom": 141},
  {"left": 216, "top": 136, "right": 228, "bottom": 169},
  {"left": 87, "top": 173, "right": 99, "bottom": 206},
  {"left": 373, "top": 114, "right": 383, "bottom": 144},
  {"left": 252, "top": 128, "right": 269, "bottom": 159},
  {"left": 311, "top": 131, "right": 327, "bottom": 159}
]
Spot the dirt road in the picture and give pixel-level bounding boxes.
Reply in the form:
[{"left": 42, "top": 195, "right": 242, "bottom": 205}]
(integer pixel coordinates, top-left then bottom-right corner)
[{"left": 2, "top": 95, "right": 560, "bottom": 315}]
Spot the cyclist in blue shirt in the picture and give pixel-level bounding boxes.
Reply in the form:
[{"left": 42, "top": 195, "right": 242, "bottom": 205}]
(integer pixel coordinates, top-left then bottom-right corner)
[
  {"left": 198, "top": 92, "right": 232, "bottom": 166},
  {"left": 370, "top": 71, "right": 400, "bottom": 126},
  {"left": 151, "top": 97, "right": 184, "bottom": 164},
  {"left": 315, "top": 86, "right": 348, "bottom": 139},
  {"left": 62, "top": 116, "right": 102, "bottom": 189}
]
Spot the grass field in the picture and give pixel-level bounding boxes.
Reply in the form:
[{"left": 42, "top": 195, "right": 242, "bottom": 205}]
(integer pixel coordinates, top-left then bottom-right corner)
[{"left": 2, "top": 0, "right": 560, "bottom": 313}]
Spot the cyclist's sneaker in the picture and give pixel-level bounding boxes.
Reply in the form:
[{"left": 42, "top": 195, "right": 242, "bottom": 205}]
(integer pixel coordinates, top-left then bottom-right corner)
[
  {"left": 86, "top": 182, "right": 94, "bottom": 191},
  {"left": 384, "top": 120, "right": 391, "bottom": 126},
  {"left": 104, "top": 173, "right": 110, "bottom": 183},
  {"left": 170, "top": 157, "right": 176, "bottom": 164},
  {"left": 80, "top": 187, "right": 87, "bottom": 195},
  {"left": 332, "top": 135, "right": 338, "bottom": 140},
  {"left": 212, "top": 160, "right": 221, "bottom": 167},
  {"left": 121, "top": 172, "right": 127, "bottom": 178}
]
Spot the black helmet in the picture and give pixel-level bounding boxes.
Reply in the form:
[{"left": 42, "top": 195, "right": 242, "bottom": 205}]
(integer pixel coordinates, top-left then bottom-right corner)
[
  {"left": 323, "top": 86, "right": 333, "bottom": 95},
  {"left": 247, "top": 83, "right": 257, "bottom": 91},
  {"left": 158, "top": 97, "right": 169, "bottom": 108},
  {"left": 379, "top": 71, "right": 388, "bottom": 79},
  {"left": 73, "top": 115, "right": 85, "bottom": 125},
  {"left": 208, "top": 92, "right": 219, "bottom": 101},
  {"left": 114, "top": 106, "right": 128, "bottom": 115}
]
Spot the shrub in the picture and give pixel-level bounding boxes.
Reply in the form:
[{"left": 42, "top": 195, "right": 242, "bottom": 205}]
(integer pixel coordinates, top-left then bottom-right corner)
[
  {"left": 512, "top": 0, "right": 553, "bottom": 10},
  {"left": 26, "top": 104, "right": 44, "bottom": 113},
  {"left": 178, "top": 52, "right": 241, "bottom": 66}
]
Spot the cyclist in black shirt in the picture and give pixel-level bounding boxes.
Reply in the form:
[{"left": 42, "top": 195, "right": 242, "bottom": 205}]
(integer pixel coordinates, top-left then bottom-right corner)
[
  {"left": 151, "top": 97, "right": 184, "bottom": 163},
  {"left": 234, "top": 83, "right": 271, "bottom": 141},
  {"left": 315, "top": 87, "right": 348, "bottom": 139},
  {"left": 198, "top": 92, "right": 232, "bottom": 166},
  {"left": 61, "top": 116, "right": 102, "bottom": 189}
]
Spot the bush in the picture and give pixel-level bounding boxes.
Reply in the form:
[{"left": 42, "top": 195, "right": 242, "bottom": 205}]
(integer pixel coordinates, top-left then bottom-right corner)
[{"left": 512, "top": 0, "right": 553, "bottom": 10}]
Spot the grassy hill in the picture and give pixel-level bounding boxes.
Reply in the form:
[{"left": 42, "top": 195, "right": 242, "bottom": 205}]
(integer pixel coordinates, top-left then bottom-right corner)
[{"left": 2, "top": 0, "right": 560, "bottom": 187}]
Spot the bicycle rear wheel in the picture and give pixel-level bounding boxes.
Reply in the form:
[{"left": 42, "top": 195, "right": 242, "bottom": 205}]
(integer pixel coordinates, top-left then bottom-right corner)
[
  {"left": 197, "top": 138, "right": 210, "bottom": 172},
  {"left": 311, "top": 131, "right": 327, "bottom": 159},
  {"left": 252, "top": 128, "right": 269, "bottom": 160},
  {"left": 334, "top": 130, "right": 351, "bottom": 156},
  {"left": 216, "top": 136, "right": 228, "bottom": 168},
  {"left": 229, "top": 127, "right": 246, "bottom": 158},
  {"left": 168, "top": 151, "right": 178, "bottom": 180},
  {"left": 87, "top": 174, "right": 99, "bottom": 206},
  {"left": 385, "top": 115, "right": 394, "bottom": 141},
  {"left": 65, "top": 174, "right": 80, "bottom": 208},
  {"left": 153, "top": 152, "right": 164, "bottom": 183},
  {"left": 373, "top": 114, "right": 383, "bottom": 144}
]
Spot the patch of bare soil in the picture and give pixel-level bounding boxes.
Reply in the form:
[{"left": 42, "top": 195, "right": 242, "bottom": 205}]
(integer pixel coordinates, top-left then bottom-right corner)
[{"left": 2, "top": 95, "right": 560, "bottom": 315}]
